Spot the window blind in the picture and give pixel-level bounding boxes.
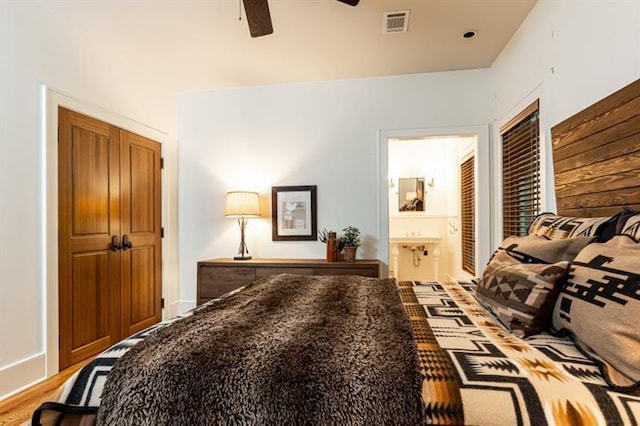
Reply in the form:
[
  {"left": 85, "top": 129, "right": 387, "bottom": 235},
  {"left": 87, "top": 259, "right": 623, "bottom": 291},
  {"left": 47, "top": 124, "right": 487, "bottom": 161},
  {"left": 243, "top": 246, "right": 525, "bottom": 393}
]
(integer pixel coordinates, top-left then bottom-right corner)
[
  {"left": 460, "top": 155, "right": 475, "bottom": 275},
  {"left": 501, "top": 100, "right": 540, "bottom": 238}
]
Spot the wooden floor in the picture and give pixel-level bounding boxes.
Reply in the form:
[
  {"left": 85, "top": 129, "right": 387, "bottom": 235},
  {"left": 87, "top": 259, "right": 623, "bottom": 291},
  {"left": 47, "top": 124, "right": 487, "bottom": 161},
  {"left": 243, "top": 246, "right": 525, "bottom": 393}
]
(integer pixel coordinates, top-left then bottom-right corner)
[{"left": 0, "top": 359, "right": 92, "bottom": 426}]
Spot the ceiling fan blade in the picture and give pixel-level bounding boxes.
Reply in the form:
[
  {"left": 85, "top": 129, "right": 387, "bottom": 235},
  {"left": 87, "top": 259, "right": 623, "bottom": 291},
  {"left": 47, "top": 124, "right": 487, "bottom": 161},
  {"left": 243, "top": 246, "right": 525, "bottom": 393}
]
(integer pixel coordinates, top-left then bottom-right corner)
[
  {"left": 337, "top": 0, "right": 360, "bottom": 5},
  {"left": 242, "top": 0, "right": 273, "bottom": 37}
]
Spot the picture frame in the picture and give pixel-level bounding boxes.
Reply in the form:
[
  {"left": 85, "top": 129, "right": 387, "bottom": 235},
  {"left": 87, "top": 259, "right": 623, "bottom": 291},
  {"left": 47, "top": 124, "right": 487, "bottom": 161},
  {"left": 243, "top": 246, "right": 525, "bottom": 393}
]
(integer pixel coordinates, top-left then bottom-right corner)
[{"left": 271, "top": 185, "right": 317, "bottom": 241}]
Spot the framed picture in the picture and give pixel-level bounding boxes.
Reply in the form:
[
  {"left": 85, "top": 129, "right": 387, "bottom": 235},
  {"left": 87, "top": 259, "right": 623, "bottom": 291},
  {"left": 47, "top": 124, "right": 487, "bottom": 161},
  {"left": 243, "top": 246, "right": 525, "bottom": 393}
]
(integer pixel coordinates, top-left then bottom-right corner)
[{"left": 271, "top": 185, "right": 317, "bottom": 241}]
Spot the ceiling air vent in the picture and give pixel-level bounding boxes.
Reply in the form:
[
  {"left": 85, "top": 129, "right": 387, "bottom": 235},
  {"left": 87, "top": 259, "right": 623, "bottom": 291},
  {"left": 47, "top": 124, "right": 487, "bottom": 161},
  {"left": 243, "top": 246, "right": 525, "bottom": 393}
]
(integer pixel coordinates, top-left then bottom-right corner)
[{"left": 383, "top": 10, "right": 410, "bottom": 34}]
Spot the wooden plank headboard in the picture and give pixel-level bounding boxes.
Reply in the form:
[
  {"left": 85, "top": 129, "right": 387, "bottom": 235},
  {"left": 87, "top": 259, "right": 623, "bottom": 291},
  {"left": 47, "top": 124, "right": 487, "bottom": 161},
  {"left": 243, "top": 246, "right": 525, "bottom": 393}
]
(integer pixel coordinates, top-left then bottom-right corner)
[{"left": 552, "top": 78, "right": 640, "bottom": 217}]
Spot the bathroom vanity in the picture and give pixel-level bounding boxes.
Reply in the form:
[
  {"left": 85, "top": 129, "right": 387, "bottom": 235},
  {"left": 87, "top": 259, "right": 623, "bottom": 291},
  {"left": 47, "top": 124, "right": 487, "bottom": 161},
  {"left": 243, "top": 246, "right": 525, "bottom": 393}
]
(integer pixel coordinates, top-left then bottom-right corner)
[{"left": 389, "top": 235, "right": 442, "bottom": 282}]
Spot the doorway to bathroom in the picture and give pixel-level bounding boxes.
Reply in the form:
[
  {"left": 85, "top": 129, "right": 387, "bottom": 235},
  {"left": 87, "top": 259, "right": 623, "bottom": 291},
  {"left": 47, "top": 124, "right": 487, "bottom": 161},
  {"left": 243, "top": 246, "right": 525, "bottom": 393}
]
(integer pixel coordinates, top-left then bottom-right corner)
[{"left": 378, "top": 126, "right": 491, "bottom": 283}]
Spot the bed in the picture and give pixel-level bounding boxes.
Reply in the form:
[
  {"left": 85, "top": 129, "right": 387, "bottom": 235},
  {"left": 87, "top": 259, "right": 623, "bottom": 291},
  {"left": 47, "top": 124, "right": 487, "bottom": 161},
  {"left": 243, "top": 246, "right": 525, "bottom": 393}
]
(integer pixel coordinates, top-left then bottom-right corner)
[{"left": 32, "top": 78, "right": 640, "bottom": 425}]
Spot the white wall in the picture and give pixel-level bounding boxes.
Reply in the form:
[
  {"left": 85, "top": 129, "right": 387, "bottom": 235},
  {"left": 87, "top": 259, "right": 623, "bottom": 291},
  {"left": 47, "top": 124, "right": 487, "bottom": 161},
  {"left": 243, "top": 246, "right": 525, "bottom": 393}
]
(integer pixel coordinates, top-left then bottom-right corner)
[
  {"left": 177, "top": 70, "right": 493, "bottom": 308},
  {"left": 388, "top": 139, "right": 449, "bottom": 217},
  {"left": 177, "top": 1, "right": 640, "bottom": 305},
  {"left": 0, "top": 2, "right": 178, "bottom": 398},
  {"left": 489, "top": 0, "right": 640, "bottom": 248}
]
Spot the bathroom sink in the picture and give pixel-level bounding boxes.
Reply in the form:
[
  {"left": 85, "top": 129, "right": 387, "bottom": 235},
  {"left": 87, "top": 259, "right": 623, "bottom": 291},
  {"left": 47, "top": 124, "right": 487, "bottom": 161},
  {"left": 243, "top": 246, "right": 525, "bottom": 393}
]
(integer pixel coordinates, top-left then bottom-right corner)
[{"left": 389, "top": 236, "right": 443, "bottom": 281}]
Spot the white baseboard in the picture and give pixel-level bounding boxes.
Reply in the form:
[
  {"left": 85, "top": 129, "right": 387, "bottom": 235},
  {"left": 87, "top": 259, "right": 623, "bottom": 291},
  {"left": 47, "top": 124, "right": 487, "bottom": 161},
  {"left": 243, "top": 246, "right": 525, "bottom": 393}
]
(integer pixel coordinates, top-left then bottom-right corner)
[{"left": 0, "top": 352, "right": 46, "bottom": 400}]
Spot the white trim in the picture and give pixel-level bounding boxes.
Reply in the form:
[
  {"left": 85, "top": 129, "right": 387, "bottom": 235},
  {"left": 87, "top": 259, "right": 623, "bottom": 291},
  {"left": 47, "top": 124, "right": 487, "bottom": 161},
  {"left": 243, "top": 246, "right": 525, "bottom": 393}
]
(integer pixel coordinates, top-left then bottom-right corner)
[
  {"left": 378, "top": 128, "right": 400, "bottom": 264},
  {"left": 0, "top": 352, "right": 46, "bottom": 399},
  {"left": 39, "top": 85, "right": 48, "bottom": 377},
  {"left": 378, "top": 125, "right": 492, "bottom": 278},
  {"left": 44, "top": 87, "right": 169, "bottom": 378},
  {"left": 376, "top": 127, "right": 390, "bottom": 279},
  {"left": 459, "top": 148, "right": 475, "bottom": 165}
]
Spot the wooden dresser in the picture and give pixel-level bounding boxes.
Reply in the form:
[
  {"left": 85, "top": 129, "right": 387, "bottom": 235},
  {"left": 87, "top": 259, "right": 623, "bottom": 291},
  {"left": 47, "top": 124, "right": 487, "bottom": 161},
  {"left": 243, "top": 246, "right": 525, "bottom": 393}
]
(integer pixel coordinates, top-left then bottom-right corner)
[{"left": 196, "top": 258, "right": 380, "bottom": 305}]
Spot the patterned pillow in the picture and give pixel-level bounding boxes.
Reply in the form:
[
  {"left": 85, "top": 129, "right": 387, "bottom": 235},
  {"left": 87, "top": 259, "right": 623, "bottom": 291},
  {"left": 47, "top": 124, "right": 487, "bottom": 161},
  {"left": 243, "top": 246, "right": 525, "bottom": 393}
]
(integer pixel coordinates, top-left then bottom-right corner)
[
  {"left": 614, "top": 206, "right": 638, "bottom": 235},
  {"left": 552, "top": 235, "right": 640, "bottom": 389},
  {"left": 616, "top": 209, "right": 640, "bottom": 240},
  {"left": 528, "top": 212, "right": 618, "bottom": 241},
  {"left": 492, "top": 234, "right": 594, "bottom": 264},
  {"left": 476, "top": 250, "right": 570, "bottom": 337}
]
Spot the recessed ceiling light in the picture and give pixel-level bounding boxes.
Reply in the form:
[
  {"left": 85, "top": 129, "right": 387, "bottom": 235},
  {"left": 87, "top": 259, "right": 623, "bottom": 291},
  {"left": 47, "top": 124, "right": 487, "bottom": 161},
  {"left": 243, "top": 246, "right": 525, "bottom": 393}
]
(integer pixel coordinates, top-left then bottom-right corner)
[{"left": 462, "top": 30, "right": 478, "bottom": 39}]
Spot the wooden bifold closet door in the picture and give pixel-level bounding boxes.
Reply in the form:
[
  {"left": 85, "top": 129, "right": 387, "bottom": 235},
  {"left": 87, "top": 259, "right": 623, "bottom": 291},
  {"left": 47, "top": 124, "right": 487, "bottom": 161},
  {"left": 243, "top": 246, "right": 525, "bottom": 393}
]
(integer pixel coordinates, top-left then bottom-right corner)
[{"left": 58, "top": 107, "right": 162, "bottom": 369}]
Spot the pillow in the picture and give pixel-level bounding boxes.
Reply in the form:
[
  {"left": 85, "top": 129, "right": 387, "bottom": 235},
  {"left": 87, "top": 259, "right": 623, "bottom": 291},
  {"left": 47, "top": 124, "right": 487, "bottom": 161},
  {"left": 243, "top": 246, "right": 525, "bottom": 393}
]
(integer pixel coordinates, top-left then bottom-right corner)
[
  {"left": 614, "top": 206, "right": 638, "bottom": 235},
  {"left": 552, "top": 235, "right": 640, "bottom": 389},
  {"left": 476, "top": 250, "right": 570, "bottom": 337},
  {"left": 492, "top": 234, "right": 594, "bottom": 264},
  {"left": 616, "top": 207, "right": 640, "bottom": 240},
  {"left": 528, "top": 212, "right": 618, "bottom": 241}
]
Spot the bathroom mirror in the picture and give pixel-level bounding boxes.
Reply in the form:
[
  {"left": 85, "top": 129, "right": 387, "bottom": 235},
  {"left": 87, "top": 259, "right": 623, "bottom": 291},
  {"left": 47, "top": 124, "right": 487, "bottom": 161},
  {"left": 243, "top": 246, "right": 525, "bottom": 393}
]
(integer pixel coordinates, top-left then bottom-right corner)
[{"left": 398, "top": 177, "right": 425, "bottom": 212}]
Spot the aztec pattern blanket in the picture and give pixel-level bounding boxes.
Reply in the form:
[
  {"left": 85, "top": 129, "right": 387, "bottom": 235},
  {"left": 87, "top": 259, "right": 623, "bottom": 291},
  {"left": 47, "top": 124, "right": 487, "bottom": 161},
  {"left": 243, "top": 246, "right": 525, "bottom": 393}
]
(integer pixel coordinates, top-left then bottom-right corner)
[
  {"left": 33, "top": 278, "right": 640, "bottom": 426},
  {"left": 400, "top": 280, "right": 640, "bottom": 425}
]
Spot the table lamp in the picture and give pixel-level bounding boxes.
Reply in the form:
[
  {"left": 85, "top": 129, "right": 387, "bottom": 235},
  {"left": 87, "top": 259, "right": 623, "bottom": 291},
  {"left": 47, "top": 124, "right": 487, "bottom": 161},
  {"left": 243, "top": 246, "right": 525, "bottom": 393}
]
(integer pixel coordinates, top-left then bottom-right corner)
[{"left": 225, "top": 191, "right": 261, "bottom": 260}]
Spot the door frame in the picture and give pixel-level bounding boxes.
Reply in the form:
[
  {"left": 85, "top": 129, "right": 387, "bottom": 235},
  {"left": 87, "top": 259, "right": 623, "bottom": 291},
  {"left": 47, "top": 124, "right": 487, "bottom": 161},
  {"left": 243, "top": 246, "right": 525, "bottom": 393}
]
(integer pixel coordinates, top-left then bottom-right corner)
[
  {"left": 44, "top": 87, "right": 168, "bottom": 377},
  {"left": 378, "top": 125, "right": 493, "bottom": 279}
]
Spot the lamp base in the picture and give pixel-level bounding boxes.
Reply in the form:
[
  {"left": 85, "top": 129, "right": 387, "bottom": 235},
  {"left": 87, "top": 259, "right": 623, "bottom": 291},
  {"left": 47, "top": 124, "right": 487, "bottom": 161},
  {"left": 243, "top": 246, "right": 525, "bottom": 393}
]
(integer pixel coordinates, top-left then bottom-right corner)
[{"left": 234, "top": 255, "right": 252, "bottom": 260}]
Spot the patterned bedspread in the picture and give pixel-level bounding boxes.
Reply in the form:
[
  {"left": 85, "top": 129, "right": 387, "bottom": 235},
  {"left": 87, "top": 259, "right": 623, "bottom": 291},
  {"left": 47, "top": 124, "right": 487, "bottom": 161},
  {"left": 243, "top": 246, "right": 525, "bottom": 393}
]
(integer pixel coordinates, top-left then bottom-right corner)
[
  {"left": 33, "top": 279, "right": 640, "bottom": 426},
  {"left": 400, "top": 280, "right": 640, "bottom": 425}
]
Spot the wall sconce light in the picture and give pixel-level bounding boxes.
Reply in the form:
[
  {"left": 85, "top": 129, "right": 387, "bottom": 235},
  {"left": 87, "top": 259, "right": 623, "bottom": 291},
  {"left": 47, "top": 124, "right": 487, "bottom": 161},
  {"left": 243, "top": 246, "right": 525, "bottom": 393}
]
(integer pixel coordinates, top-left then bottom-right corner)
[
  {"left": 427, "top": 177, "right": 435, "bottom": 187},
  {"left": 225, "top": 191, "right": 261, "bottom": 260}
]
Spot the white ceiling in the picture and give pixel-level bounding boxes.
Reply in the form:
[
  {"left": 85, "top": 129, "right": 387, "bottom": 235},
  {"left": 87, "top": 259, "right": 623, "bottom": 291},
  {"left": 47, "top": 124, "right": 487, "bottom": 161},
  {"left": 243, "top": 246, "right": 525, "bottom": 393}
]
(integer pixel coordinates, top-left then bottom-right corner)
[{"left": 38, "top": 0, "right": 537, "bottom": 91}]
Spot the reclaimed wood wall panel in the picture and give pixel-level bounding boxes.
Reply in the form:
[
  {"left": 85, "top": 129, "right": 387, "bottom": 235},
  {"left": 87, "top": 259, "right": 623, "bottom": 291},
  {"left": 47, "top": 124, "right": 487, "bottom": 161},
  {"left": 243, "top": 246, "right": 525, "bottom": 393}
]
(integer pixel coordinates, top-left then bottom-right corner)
[{"left": 552, "top": 78, "right": 640, "bottom": 217}]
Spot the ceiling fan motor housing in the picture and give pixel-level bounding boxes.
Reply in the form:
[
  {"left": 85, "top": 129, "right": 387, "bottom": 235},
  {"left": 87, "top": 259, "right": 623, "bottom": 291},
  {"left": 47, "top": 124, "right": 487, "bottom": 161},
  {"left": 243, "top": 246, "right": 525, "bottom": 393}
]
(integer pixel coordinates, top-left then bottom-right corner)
[{"left": 243, "top": 0, "right": 360, "bottom": 38}]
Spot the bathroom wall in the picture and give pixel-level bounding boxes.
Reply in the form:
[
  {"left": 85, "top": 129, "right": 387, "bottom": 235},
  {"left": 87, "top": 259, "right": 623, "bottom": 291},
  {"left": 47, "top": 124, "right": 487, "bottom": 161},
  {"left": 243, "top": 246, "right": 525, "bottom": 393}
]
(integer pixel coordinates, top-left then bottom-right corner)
[{"left": 388, "top": 136, "right": 475, "bottom": 281}]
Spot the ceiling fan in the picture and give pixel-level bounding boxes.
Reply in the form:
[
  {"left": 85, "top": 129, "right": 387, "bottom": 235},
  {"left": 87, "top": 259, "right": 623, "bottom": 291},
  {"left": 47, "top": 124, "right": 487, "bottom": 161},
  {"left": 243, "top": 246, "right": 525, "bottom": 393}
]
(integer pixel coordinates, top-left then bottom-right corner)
[{"left": 242, "top": 0, "right": 360, "bottom": 37}]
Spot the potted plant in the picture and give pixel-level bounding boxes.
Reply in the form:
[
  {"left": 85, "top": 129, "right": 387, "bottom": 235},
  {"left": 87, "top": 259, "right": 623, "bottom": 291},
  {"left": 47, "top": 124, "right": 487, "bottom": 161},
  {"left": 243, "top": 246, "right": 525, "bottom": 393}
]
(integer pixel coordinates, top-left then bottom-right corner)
[{"left": 339, "top": 226, "right": 361, "bottom": 262}]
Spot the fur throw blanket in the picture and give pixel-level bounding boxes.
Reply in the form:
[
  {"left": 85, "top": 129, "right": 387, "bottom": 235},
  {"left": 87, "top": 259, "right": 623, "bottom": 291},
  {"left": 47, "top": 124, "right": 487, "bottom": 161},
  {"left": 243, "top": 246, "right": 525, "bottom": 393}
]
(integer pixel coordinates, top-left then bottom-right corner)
[{"left": 97, "top": 274, "right": 424, "bottom": 425}]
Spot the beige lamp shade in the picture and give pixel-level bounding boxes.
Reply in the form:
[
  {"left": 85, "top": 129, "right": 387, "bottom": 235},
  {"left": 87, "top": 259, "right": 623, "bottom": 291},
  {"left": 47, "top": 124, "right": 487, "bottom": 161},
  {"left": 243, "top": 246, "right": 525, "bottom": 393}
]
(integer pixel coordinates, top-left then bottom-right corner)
[{"left": 225, "top": 191, "right": 261, "bottom": 217}]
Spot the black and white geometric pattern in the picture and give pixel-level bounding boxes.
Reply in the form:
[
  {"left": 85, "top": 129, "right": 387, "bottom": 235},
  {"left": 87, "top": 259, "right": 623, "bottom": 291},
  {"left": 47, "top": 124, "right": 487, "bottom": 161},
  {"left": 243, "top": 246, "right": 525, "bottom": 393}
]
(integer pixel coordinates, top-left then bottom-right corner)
[
  {"left": 618, "top": 212, "right": 640, "bottom": 240},
  {"left": 475, "top": 250, "right": 569, "bottom": 337},
  {"left": 528, "top": 213, "right": 616, "bottom": 240},
  {"left": 59, "top": 319, "right": 177, "bottom": 407},
  {"left": 411, "top": 280, "right": 640, "bottom": 425},
  {"left": 552, "top": 235, "right": 640, "bottom": 389}
]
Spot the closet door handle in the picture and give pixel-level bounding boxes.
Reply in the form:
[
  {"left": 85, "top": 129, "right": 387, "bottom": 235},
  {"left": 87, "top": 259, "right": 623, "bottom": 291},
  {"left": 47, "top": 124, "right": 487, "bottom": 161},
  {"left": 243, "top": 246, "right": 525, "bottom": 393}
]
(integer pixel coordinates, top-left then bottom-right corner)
[
  {"left": 122, "top": 234, "right": 133, "bottom": 251},
  {"left": 111, "top": 235, "right": 122, "bottom": 251}
]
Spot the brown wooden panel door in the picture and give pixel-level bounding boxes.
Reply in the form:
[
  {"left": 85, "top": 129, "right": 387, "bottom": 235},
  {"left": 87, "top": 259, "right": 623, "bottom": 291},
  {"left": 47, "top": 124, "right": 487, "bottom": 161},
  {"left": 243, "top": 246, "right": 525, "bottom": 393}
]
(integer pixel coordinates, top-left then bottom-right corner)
[
  {"left": 119, "top": 130, "right": 162, "bottom": 337},
  {"left": 58, "top": 107, "right": 120, "bottom": 369},
  {"left": 70, "top": 253, "right": 112, "bottom": 351}
]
